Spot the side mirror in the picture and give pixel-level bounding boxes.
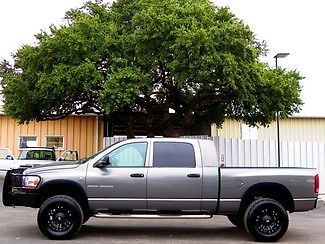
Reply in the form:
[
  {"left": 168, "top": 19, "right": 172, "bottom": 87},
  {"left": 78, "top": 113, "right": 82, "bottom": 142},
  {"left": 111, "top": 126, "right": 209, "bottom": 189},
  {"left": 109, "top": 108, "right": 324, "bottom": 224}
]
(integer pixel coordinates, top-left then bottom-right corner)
[
  {"left": 6, "top": 155, "right": 14, "bottom": 160},
  {"left": 94, "top": 155, "right": 111, "bottom": 168}
]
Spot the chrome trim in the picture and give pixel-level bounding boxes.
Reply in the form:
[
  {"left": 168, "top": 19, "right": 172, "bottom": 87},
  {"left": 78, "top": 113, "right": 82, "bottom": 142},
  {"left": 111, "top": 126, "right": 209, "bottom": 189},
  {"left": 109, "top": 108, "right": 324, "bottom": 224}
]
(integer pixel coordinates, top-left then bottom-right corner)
[
  {"left": 148, "top": 199, "right": 201, "bottom": 202},
  {"left": 89, "top": 198, "right": 145, "bottom": 201},
  {"left": 201, "top": 199, "right": 218, "bottom": 202},
  {"left": 293, "top": 198, "right": 317, "bottom": 201},
  {"left": 89, "top": 198, "right": 218, "bottom": 202},
  {"left": 219, "top": 199, "right": 241, "bottom": 202}
]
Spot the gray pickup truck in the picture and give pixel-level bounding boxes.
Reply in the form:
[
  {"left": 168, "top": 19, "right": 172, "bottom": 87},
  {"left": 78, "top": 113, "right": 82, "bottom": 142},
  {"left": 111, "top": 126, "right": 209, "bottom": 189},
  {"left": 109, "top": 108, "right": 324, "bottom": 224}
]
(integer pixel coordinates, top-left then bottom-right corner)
[{"left": 2, "top": 138, "right": 319, "bottom": 241}]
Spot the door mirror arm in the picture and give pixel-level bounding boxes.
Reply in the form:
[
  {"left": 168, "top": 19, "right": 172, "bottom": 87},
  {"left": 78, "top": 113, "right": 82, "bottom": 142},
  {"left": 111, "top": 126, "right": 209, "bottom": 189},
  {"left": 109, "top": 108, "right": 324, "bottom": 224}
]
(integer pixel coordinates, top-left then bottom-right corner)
[{"left": 94, "top": 155, "right": 111, "bottom": 168}]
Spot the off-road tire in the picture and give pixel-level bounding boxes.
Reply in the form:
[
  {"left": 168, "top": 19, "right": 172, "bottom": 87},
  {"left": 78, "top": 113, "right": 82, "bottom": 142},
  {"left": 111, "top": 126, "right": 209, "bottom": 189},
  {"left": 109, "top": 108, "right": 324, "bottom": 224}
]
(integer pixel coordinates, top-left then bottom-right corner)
[
  {"left": 37, "top": 195, "right": 84, "bottom": 240},
  {"left": 244, "top": 198, "right": 289, "bottom": 242}
]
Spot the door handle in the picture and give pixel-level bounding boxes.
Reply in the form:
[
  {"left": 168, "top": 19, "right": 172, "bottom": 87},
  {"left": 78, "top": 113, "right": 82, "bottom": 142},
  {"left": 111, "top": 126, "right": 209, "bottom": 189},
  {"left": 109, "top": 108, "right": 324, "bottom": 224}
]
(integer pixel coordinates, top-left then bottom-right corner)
[
  {"left": 187, "top": 173, "right": 200, "bottom": 178},
  {"left": 130, "top": 173, "right": 144, "bottom": 178}
]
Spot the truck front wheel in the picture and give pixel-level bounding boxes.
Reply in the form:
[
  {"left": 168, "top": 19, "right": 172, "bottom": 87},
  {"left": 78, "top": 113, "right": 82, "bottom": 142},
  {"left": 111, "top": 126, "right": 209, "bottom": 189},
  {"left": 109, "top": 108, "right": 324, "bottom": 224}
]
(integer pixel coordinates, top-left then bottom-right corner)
[
  {"left": 37, "top": 195, "right": 84, "bottom": 240},
  {"left": 244, "top": 198, "right": 289, "bottom": 242}
]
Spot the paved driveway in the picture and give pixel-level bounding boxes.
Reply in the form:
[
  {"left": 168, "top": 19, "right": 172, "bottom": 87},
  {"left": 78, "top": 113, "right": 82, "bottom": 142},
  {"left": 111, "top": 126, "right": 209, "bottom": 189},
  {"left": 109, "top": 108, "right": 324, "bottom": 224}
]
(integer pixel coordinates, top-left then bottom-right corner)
[{"left": 1, "top": 178, "right": 325, "bottom": 243}]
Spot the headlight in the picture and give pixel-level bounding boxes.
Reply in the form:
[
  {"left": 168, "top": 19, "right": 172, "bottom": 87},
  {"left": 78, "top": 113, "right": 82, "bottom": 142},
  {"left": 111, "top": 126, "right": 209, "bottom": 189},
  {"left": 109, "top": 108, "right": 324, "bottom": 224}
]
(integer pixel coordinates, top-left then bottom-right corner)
[{"left": 22, "top": 176, "right": 41, "bottom": 189}]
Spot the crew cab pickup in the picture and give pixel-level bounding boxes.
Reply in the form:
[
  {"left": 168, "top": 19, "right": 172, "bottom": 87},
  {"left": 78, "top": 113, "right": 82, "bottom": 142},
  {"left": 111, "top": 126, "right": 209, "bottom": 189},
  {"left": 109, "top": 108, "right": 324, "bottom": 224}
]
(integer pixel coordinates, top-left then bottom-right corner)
[{"left": 2, "top": 138, "right": 319, "bottom": 241}]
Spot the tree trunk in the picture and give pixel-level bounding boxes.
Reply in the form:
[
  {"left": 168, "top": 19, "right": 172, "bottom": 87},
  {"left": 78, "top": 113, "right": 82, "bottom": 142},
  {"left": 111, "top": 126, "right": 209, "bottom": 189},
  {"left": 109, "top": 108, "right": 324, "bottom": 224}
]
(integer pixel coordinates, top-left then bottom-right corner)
[
  {"left": 126, "top": 114, "right": 135, "bottom": 139},
  {"left": 183, "top": 109, "right": 194, "bottom": 135}
]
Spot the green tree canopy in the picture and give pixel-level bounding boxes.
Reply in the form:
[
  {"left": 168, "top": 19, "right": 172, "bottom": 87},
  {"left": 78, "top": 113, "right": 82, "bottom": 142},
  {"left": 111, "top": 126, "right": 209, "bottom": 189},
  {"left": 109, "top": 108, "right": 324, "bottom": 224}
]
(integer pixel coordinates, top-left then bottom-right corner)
[{"left": 0, "top": 0, "right": 303, "bottom": 137}]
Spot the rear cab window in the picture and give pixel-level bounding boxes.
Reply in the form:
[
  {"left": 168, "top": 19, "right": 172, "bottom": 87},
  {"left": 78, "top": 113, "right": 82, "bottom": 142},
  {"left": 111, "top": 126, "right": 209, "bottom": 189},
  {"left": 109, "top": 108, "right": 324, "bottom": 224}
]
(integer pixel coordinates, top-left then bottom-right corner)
[
  {"left": 18, "top": 150, "right": 55, "bottom": 161},
  {"left": 153, "top": 142, "right": 196, "bottom": 167}
]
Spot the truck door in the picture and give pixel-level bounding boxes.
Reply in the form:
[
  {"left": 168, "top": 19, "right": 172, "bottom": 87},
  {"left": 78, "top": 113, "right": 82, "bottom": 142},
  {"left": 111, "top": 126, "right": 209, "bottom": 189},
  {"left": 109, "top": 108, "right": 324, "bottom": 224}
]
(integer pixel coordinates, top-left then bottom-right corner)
[
  {"left": 147, "top": 141, "right": 203, "bottom": 211},
  {"left": 86, "top": 142, "right": 148, "bottom": 211}
]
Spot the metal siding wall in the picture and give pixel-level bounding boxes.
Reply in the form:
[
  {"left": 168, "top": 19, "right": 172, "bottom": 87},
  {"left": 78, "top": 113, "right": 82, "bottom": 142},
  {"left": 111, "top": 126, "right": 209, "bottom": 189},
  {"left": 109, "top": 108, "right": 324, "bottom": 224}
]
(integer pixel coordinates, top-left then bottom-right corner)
[
  {"left": 104, "top": 136, "right": 127, "bottom": 148},
  {"left": 86, "top": 117, "right": 93, "bottom": 156},
  {"left": 0, "top": 115, "right": 101, "bottom": 159},
  {"left": 80, "top": 117, "right": 87, "bottom": 158},
  {"left": 97, "top": 116, "right": 104, "bottom": 150},
  {"left": 211, "top": 120, "right": 242, "bottom": 139},
  {"left": 259, "top": 118, "right": 325, "bottom": 142},
  {"left": 73, "top": 116, "right": 81, "bottom": 154},
  {"left": 212, "top": 118, "right": 325, "bottom": 142}
]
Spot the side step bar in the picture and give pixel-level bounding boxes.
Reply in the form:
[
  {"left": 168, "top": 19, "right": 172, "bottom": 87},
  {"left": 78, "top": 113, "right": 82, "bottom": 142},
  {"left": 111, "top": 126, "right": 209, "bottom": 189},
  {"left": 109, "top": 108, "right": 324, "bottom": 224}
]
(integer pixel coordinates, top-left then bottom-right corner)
[{"left": 94, "top": 213, "right": 212, "bottom": 219}]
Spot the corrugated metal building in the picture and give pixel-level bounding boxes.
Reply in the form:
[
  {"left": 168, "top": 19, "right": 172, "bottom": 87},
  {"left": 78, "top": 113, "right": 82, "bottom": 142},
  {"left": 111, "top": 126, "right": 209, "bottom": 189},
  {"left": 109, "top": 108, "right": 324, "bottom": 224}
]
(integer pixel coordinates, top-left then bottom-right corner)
[
  {"left": 211, "top": 116, "right": 325, "bottom": 142},
  {"left": 0, "top": 114, "right": 104, "bottom": 159}
]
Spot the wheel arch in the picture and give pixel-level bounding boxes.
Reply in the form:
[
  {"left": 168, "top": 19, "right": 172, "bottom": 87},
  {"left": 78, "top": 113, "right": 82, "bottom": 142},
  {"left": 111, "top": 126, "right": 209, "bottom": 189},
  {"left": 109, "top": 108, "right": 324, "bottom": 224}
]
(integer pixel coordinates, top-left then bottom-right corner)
[
  {"left": 37, "top": 180, "right": 89, "bottom": 214},
  {"left": 240, "top": 182, "right": 294, "bottom": 213}
]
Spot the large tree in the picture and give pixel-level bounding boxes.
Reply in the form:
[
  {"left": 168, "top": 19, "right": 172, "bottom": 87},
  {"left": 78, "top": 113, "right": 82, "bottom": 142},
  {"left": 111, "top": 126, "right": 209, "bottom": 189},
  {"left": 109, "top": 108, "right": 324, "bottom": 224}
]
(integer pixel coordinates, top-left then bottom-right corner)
[{"left": 0, "top": 0, "right": 303, "bottom": 137}]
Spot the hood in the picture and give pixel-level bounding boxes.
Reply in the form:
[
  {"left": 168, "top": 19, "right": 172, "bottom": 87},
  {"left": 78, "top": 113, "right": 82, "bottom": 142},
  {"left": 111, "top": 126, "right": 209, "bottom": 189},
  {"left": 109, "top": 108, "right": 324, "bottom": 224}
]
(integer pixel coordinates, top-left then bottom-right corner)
[
  {"left": 16, "top": 159, "right": 55, "bottom": 167},
  {"left": 23, "top": 161, "right": 81, "bottom": 174}
]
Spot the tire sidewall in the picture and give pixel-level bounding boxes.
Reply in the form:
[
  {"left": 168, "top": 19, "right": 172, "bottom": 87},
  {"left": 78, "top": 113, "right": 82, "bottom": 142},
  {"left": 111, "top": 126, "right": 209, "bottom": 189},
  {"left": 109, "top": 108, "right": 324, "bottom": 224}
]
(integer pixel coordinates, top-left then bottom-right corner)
[
  {"left": 38, "top": 195, "right": 83, "bottom": 240},
  {"left": 244, "top": 198, "right": 289, "bottom": 242}
]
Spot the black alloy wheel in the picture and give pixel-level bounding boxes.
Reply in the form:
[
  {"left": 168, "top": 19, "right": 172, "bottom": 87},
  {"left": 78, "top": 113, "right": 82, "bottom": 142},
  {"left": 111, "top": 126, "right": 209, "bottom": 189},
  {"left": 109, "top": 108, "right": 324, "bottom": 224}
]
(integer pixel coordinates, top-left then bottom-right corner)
[
  {"left": 244, "top": 198, "right": 289, "bottom": 242},
  {"left": 38, "top": 195, "right": 83, "bottom": 240}
]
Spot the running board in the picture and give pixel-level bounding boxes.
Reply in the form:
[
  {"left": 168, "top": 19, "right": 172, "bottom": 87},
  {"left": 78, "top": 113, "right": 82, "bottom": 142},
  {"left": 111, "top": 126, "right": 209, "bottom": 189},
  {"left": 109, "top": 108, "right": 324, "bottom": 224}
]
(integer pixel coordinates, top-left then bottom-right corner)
[{"left": 94, "top": 213, "right": 212, "bottom": 219}]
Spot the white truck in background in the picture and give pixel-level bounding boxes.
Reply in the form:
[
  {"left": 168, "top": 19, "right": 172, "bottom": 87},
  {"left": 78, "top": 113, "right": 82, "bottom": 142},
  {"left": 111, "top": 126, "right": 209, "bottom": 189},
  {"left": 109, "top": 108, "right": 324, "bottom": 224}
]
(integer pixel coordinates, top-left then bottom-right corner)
[{"left": 0, "top": 147, "right": 78, "bottom": 175}]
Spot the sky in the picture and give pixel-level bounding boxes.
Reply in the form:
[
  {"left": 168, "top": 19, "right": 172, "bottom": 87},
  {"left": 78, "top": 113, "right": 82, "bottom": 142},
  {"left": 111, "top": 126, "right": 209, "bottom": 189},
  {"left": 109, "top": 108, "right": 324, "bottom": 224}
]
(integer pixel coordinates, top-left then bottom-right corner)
[{"left": 0, "top": 0, "right": 324, "bottom": 116}]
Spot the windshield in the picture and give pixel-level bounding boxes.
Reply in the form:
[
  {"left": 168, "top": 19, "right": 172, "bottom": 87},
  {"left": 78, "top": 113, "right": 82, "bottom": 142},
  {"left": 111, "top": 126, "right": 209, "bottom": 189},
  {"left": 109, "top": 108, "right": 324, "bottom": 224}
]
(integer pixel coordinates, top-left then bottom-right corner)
[
  {"left": 78, "top": 141, "right": 121, "bottom": 164},
  {"left": 78, "top": 147, "right": 107, "bottom": 164},
  {"left": 18, "top": 150, "right": 56, "bottom": 161}
]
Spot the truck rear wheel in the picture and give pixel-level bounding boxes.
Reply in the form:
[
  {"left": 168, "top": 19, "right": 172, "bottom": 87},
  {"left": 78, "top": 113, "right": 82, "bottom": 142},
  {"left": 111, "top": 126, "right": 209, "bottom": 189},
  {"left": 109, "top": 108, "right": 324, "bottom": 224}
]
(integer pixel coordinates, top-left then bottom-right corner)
[
  {"left": 244, "top": 198, "right": 288, "bottom": 242},
  {"left": 37, "top": 195, "right": 84, "bottom": 240}
]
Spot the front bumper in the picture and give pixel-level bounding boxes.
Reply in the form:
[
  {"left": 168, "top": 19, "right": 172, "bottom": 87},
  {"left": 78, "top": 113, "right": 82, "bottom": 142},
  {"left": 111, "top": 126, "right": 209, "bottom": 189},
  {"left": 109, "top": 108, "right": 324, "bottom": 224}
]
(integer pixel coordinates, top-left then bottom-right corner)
[{"left": 2, "top": 170, "right": 39, "bottom": 208}]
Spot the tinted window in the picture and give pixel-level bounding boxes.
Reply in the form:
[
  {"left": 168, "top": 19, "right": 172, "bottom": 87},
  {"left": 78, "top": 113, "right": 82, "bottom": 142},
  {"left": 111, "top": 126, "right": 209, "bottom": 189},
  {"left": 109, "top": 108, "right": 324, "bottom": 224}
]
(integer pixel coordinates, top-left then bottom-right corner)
[
  {"left": 18, "top": 150, "right": 55, "bottom": 161},
  {"left": 107, "top": 142, "right": 147, "bottom": 167},
  {"left": 153, "top": 142, "right": 196, "bottom": 167}
]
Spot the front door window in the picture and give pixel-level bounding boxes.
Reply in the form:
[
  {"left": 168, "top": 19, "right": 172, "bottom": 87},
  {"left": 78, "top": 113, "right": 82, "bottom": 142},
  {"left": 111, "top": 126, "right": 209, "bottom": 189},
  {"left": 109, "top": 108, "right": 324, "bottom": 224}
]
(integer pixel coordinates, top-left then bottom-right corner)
[{"left": 107, "top": 142, "right": 147, "bottom": 167}]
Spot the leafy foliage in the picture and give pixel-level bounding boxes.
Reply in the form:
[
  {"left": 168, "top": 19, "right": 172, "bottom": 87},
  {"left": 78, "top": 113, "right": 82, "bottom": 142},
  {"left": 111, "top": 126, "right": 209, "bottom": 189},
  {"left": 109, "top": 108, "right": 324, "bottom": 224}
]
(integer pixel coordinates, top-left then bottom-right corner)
[{"left": 0, "top": 0, "right": 303, "bottom": 136}]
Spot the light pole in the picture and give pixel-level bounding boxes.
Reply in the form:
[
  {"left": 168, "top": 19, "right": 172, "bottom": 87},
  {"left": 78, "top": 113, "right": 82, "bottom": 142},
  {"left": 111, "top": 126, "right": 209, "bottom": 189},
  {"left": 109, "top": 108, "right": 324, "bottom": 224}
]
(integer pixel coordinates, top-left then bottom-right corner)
[{"left": 273, "top": 52, "right": 290, "bottom": 167}]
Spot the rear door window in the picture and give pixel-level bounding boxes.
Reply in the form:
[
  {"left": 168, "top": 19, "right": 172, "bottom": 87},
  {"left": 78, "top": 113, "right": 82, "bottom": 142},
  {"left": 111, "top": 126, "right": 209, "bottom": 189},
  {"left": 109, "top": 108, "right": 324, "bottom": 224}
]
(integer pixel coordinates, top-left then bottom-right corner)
[{"left": 153, "top": 142, "right": 196, "bottom": 167}]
